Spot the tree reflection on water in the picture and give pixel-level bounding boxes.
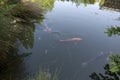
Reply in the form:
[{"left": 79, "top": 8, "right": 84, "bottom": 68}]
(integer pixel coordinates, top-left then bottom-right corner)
[
  {"left": 59, "top": 0, "right": 98, "bottom": 6},
  {"left": 0, "top": 0, "right": 56, "bottom": 79},
  {"left": 100, "top": 0, "right": 120, "bottom": 11},
  {"left": 105, "top": 26, "right": 120, "bottom": 37},
  {"left": 0, "top": 0, "right": 120, "bottom": 80},
  {"left": 59, "top": 0, "right": 120, "bottom": 11}
]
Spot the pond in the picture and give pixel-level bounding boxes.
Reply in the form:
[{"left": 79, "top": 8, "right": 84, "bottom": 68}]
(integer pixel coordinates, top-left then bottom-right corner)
[{"left": 0, "top": 0, "right": 120, "bottom": 80}]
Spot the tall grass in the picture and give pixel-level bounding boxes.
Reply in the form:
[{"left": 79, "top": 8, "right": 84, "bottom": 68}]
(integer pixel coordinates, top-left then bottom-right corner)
[{"left": 34, "top": 70, "right": 58, "bottom": 80}]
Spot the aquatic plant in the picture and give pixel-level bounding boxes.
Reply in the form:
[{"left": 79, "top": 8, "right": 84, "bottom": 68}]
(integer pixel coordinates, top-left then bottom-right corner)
[
  {"left": 34, "top": 70, "right": 58, "bottom": 80},
  {"left": 89, "top": 54, "right": 120, "bottom": 80},
  {"left": 109, "top": 54, "right": 120, "bottom": 73},
  {"left": 105, "top": 26, "right": 120, "bottom": 37}
]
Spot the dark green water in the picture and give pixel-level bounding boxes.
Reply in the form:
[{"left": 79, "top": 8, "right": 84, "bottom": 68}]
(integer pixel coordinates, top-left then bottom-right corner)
[{"left": 0, "top": 0, "right": 120, "bottom": 80}]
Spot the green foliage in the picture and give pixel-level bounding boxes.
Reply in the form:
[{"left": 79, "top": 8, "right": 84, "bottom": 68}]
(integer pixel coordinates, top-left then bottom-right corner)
[
  {"left": 14, "top": 22, "right": 35, "bottom": 49},
  {"left": 0, "top": 0, "right": 20, "bottom": 5},
  {"left": 99, "top": 0, "right": 105, "bottom": 6},
  {"left": 0, "top": 0, "right": 46, "bottom": 79},
  {"left": 0, "top": 0, "right": 56, "bottom": 79},
  {"left": 39, "top": 0, "right": 55, "bottom": 11},
  {"left": 0, "top": 4, "right": 16, "bottom": 17},
  {"left": 105, "top": 26, "right": 120, "bottom": 37},
  {"left": 34, "top": 70, "right": 58, "bottom": 80},
  {"left": 35, "top": 71, "right": 51, "bottom": 80},
  {"left": 11, "top": 4, "right": 44, "bottom": 22},
  {"left": 0, "top": 1, "right": 46, "bottom": 22},
  {"left": 109, "top": 54, "right": 120, "bottom": 73},
  {"left": 90, "top": 54, "right": 120, "bottom": 80}
]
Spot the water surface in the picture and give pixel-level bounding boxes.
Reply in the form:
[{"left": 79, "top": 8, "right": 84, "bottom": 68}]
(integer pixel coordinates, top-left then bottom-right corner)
[
  {"left": 21, "top": 0, "right": 120, "bottom": 80},
  {"left": 1, "top": 0, "right": 120, "bottom": 80}
]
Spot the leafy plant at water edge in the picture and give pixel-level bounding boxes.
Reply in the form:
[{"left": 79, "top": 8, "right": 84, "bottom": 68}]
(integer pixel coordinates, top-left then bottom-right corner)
[{"left": 89, "top": 54, "right": 120, "bottom": 80}]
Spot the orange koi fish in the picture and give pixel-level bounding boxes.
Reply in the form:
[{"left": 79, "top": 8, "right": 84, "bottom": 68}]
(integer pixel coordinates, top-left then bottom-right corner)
[{"left": 59, "top": 38, "right": 82, "bottom": 42}]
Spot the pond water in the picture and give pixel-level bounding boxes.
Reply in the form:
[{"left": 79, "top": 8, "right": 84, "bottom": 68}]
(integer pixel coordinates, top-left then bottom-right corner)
[{"left": 0, "top": 0, "right": 120, "bottom": 80}]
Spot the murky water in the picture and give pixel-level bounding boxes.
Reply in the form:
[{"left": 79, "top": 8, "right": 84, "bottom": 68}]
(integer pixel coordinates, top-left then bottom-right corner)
[{"left": 0, "top": 0, "right": 120, "bottom": 80}]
